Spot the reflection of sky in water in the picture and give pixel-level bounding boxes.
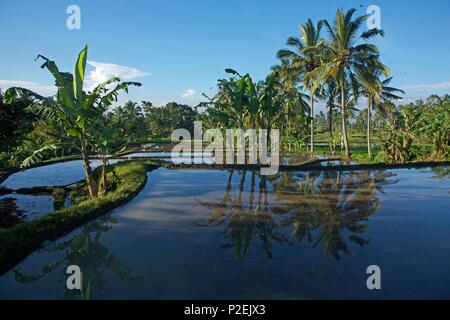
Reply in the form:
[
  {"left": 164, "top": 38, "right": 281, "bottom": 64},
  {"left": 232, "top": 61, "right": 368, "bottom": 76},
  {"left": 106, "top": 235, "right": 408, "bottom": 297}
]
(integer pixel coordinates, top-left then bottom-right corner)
[
  {"left": 157, "top": 157, "right": 215, "bottom": 164},
  {"left": 125, "top": 152, "right": 351, "bottom": 166},
  {"left": 124, "top": 152, "right": 212, "bottom": 158},
  {"left": 123, "top": 152, "right": 216, "bottom": 164},
  {"left": 0, "top": 166, "right": 449, "bottom": 299},
  {"left": 1, "top": 159, "right": 122, "bottom": 189}
]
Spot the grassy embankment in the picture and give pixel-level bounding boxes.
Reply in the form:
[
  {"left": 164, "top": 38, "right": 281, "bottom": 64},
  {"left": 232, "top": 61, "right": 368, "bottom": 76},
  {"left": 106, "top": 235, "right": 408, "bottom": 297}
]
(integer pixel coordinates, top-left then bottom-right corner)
[{"left": 0, "top": 160, "right": 157, "bottom": 274}]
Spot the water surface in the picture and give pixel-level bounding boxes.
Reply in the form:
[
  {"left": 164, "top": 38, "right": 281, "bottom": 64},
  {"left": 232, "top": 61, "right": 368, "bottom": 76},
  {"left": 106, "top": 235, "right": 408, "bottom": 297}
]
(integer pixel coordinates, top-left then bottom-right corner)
[
  {"left": 1, "top": 159, "right": 122, "bottom": 189},
  {"left": 0, "top": 166, "right": 449, "bottom": 299},
  {"left": 0, "top": 159, "right": 120, "bottom": 227}
]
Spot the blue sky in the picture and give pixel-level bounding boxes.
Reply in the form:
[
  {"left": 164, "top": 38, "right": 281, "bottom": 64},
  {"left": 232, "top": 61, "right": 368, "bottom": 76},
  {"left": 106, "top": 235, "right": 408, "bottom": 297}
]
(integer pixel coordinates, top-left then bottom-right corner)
[{"left": 1, "top": 0, "right": 449, "bottom": 110}]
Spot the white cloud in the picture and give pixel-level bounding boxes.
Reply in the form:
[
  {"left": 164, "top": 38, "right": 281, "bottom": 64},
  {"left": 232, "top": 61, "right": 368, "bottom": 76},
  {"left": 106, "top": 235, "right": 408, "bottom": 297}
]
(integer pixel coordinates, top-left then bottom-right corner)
[
  {"left": 181, "top": 88, "right": 196, "bottom": 98},
  {"left": 405, "top": 80, "right": 450, "bottom": 92},
  {"left": 0, "top": 61, "right": 150, "bottom": 97},
  {"left": 0, "top": 80, "right": 55, "bottom": 96},
  {"left": 85, "top": 60, "right": 150, "bottom": 90}
]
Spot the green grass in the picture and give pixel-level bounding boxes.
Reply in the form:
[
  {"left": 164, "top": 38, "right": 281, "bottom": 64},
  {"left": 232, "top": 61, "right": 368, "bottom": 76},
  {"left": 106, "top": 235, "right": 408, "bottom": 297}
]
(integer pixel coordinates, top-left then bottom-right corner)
[
  {"left": 312, "top": 132, "right": 380, "bottom": 163},
  {"left": 312, "top": 132, "right": 448, "bottom": 163},
  {"left": 0, "top": 160, "right": 157, "bottom": 274}
]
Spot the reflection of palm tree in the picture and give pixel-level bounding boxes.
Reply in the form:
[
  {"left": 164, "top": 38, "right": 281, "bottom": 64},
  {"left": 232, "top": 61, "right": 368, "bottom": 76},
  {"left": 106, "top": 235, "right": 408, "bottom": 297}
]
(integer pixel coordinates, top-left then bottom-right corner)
[
  {"left": 429, "top": 166, "right": 450, "bottom": 194},
  {"left": 197, "top": 170, "right": 290, "bottom": 261},
  {"left": 272, "top": 170, "right": 397, "bottom": 259},
  {"left": 197, "top": 169, "right": 397, "bottom": 261},
  {"left": 430, "top": 166, "right": 450, "bottom": 180},
  {"left": 13, "top": 214, "right": 139, "bottom": 299}
]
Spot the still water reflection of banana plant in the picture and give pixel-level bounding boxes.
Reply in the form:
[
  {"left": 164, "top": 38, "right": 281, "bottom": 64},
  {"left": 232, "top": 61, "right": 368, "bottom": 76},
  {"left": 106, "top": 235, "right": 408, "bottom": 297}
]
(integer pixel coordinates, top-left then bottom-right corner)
[
  {"left": 197, "top": 169, "right": 398, "bottom": 261},
  {"left": 13, "top": 214, "right": 139, "bottom": 299}
]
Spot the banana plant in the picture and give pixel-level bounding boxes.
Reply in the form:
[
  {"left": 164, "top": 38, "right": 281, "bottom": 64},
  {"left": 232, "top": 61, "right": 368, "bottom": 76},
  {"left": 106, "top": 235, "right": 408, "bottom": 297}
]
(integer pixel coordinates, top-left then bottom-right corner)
[
  {"left": 258, "top": 70, "right": 284, "bottom": 131},
  {"left": 277, "top": 19, "right": 324, "bottom": 153},
  {"left": 420, "top": 105, "right": 449, "bottom": 156},
  {"left": 89, "top": 120, "right": 126, "bottom": 195},
  {"left": 5, "top": 45, "right": 141, "bottom": 197}
]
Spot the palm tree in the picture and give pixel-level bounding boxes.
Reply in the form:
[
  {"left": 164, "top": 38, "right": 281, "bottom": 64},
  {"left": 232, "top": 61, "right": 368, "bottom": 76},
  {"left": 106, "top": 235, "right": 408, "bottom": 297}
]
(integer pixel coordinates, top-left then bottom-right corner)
[
  {"left": 5, "top": 45, "right": 141, "bottom": 197},
  {"left": 123, "top": 101, "right": 142, "bottom": 118},
  {"left": 360, "top": 68, "right": 404, "bottom": 158},
  {"left": 426, "top": 94, "right": 444, "bottom": 108},
  {"left": 277, "top": 19, "right": 324, "bottom": 153},
  {"left": 213, "top": 69, "right": 249, "bottom": 128},
  {"left": 113, "top": 100, "right": 146, "bottom": 143},
  {"left": 307, "top": 8, "right": 385, "bottom": 159},
  {"left": 317, "top": 80, "right": 339, "bottom": 154},
  {"left": 270, "top": 62, "right": 310, "bottom": 150},
  {"left": 359, "top": 68, "right": 387, "bottom": 158}
]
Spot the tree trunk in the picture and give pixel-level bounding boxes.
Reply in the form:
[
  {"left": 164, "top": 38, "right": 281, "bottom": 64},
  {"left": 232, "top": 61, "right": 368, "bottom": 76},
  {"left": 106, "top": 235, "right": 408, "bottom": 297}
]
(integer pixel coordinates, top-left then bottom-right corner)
[
  {"left": 100, "top": 157, "right": 108, "bottom": 194},
  {"left": 81, "top": 141, "right": 98, "bottom": 198},
  {"left": 226, "top": 170, "right": 234, "bottom": 192},
  {"left": 367, "top": 97, "right": 372, "bottom": 158},
  {"left": 238, "top": 170, "right": 246, "bottom": 202},
  {"left": 249, "top": 170, "right": 256, "bottom": 209},
  {"left": 310, "top": 94, "right": 314, "bottom": 153},
  {"left": 328, "top": 101, "right": 334, "bottom": 155},
  {"left": 340, "top": 84, "right": 351, "bottom": 160}
]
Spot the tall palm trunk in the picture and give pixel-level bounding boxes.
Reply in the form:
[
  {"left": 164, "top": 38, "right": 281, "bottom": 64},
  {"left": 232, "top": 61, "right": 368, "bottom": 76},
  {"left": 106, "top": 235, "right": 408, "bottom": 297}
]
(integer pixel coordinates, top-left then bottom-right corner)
[
  {"left": 80, "top": 138, "right": 98, "bottom": 197},
  {"left": 367, "top": 97, "right": 372, "bottom": 158},
  {"left": 238, "top": 170, "right": 246, "bottom": 202},
  {"left": 310, "top": 94, "right": 314, "bottom": 153},
  {"left": 340, "top": 84, "right": 350, "bottom": 159},
  {"left": 226, "top": 170, "right": 234, "bottom": 192},
  {"left": 328, "top": 100, "right": 334, "bottom": 155}
]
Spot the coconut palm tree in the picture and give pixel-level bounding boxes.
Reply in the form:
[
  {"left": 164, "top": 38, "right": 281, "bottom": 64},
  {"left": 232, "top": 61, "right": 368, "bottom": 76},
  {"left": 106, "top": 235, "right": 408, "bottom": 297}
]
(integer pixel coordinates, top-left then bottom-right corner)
[
  {"left": 112, "top": 100, "right": 147, "bottom": 143},
  {"left": 5, "top": 45, "right": 141, "bottom": 197},
  {"left": 360, "top": 68, "right": 404, "bottom": 157},
  {"left": 317, "top": 80, "right": 339, "bottom": 154},
  {"left": 306, "top": 8, "right": 385, "bottom": 159},
  {"left": 277, "top": 19, "right": 324, "bottom": 153},
  {"left": 359, "top": 68, "right": 387, "bottom": 158}
]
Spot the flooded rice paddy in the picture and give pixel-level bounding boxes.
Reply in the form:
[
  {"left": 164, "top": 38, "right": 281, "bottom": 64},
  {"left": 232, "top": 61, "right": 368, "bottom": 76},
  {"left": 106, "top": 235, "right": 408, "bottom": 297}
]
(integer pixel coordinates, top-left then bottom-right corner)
[{"left": 0, "top": 163, "right": 449, "bottom": 299}]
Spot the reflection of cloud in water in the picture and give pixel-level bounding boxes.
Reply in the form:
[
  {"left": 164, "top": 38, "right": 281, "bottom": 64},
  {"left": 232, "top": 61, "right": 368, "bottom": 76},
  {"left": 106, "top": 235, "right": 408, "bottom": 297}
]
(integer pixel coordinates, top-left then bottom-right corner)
[
  {"left": 120, "top": 196, "right": 211, "bottom": 235},
  {"left": 1, "top": 159, "right": 123, "bottom": 189}
]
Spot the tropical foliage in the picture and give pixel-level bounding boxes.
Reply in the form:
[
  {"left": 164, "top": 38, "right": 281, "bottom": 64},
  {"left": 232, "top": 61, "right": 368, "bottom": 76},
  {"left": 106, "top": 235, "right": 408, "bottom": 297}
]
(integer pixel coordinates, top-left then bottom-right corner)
[
  {"left": 1, "top": 7, "right": 449, "bottom": 180},
  {"left": 197, "top": 169, "right": 398, "bottom": 261},
  {"left": 4, "top": 45, "right": 141, "bottom": 197}
]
